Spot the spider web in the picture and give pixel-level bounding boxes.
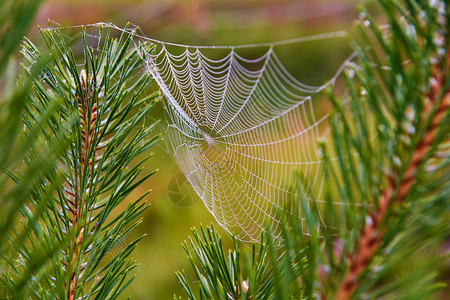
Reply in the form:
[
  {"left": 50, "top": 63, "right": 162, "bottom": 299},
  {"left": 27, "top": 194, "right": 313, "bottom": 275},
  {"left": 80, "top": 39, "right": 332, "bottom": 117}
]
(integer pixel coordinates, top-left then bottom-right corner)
[{"left": 46, "top": 23, "right": 354, "bottom": 242}]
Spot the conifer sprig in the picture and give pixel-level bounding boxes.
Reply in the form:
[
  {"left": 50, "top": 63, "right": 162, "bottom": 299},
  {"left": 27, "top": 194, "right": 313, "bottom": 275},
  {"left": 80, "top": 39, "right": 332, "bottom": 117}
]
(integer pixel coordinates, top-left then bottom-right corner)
[
  {"left": 1, "top": 25, "right": 161, "bottom": 299},
  {"left": 335, "top": 60, "right": 450, "bottom": 300},
  {"left": 0, "top": 0, "right": 71, "bottom": 297},
  {"left": 333, "top": 1, "right": 449, "bottom": 298}
]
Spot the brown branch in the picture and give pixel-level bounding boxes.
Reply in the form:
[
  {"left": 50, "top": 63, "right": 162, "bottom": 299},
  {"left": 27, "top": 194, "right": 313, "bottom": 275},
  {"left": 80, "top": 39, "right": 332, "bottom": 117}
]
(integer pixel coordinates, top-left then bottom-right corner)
[
  {"left": 66, "top": 69, "right": 98, "bottom": 300},
  {"left": 335, "top": 71, "right": 450, "bottom": 300}
]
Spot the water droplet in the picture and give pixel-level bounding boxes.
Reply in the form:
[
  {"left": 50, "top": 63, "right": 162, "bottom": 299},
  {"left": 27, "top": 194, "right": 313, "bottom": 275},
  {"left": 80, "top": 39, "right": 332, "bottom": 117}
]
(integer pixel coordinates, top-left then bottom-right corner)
[
  {"left": 429, "top": 0, "right": 439, "bottom": 8},
  {"left": 364, "top": 20, "right": 371, "bottom": 27},
  {"left": 406, "top": 124, "right": 415, "bottom": 134},
  {"left": 360, "top": 89, "right": 367, "bottom": 96},
  {"left": 347, "top": 69, "right": 355, "bottom": 79}
]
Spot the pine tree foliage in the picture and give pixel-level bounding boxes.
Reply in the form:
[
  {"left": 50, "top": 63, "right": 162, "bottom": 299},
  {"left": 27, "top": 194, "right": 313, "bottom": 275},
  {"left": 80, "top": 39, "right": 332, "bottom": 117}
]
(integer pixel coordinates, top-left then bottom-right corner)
[
  {"left": 0, "top": 0, "right": 70, "bottom": 297},
  {"left": 1, "top": 20, "right": 161, "bottom": 299},
  {"left": 176, "top": 1, "right": 449, "bottom": 299},
  {"left": 0, "top": 0, "right": 43, "bottom": 75}
]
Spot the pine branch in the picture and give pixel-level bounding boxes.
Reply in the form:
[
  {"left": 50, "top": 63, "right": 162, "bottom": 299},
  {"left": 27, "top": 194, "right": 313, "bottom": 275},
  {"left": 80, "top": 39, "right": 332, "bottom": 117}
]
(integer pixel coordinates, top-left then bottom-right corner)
[
  {"left": 336, "top": 74, "right": 450, "bottom": 300},
  {"left": 332, "top": 1, "right": 450, "bottom": 298},
  {"left": 66, "top": 69, "right": 99, "bottom": 300},
  {"left": 0, "top": 0, "right": 73, "bottom": 297},
  {"left": 6, "top": 24, "right": 162, "bottom": 299}
]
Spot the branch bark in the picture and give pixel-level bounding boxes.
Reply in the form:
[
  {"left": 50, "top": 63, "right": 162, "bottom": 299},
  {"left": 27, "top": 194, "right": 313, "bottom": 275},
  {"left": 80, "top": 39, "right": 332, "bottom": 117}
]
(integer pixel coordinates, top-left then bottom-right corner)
[
  {"left": 67, "top": 70, "right": 97, "bottom": 300},
  {"left": 335, "top": 62, "right": 450, "bottom": 300}
]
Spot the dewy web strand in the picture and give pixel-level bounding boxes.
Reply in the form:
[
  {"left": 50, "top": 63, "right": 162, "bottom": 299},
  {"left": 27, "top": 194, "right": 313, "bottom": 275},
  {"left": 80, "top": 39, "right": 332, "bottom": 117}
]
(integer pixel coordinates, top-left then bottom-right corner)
[{"left": 44, "top": 22, "right": 357, "bottom": 242}]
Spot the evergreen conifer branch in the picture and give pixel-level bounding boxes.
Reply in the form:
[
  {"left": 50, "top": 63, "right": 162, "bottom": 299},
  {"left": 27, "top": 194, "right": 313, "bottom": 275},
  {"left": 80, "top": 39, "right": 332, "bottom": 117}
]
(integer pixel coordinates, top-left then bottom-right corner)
[
  {"left": 0, "top": 0, "right": 72, "bottom": 297},
  {"left": 2, "top": 25, "right": 162, "bottom": 298},
  {"left": 336, "top": 65, "right": 450, "bottom": 300},
  {"left": 334, "top": 1, "right": 449, "bottom": 298}
]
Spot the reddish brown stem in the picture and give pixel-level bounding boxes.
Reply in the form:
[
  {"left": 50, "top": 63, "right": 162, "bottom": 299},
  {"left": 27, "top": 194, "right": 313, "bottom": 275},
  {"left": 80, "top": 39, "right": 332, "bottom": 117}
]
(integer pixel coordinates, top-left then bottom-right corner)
[
  {"left": 335, "top": 78, "right": 450, "bottom": 300},
  {"left": 66, "top": 70, "right": 98, "bottom": 300}
]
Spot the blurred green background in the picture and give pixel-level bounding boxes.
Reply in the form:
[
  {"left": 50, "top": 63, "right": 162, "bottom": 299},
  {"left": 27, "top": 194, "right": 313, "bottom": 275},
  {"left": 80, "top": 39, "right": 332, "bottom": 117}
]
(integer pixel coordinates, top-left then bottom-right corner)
[{"left": 28, "top": 1, "right": 365, "bottom": 298}]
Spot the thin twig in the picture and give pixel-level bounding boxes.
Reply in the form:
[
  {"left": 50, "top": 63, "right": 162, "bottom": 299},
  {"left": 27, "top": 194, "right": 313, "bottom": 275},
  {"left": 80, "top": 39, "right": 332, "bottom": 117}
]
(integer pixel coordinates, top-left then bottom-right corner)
[
  {"left": 335, "top": 63, "right": 450, "bottom": 300},
  {"left": 67, "top": 70, "right": 98, "bottom": 300}
]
